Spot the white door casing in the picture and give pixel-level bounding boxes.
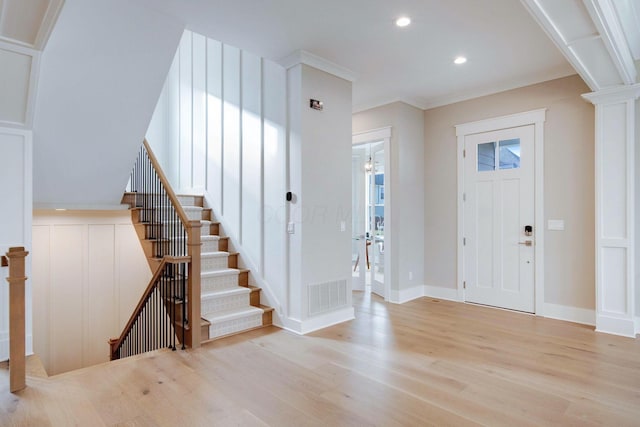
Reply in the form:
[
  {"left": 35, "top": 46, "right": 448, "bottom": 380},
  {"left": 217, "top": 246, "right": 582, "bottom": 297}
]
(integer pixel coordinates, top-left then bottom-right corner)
[
  {"left": 456, "top": 109, "right": 546, "bottom": 315},
  {"left": 464, "top": 125, "right": 535, "bottom": 312}
]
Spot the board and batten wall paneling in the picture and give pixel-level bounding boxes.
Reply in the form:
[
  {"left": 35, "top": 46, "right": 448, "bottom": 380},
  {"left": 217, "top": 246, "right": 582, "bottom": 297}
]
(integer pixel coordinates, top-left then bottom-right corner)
[
  {"left": 192, "top": 32, "right": 207, "bottom": 192},
  {"left": 179, "top": 32, "right": 193, "bottom": 191},
  {"left": 222, "top": 44, "right": 242, "bottom": 235},
  {"left": 0, "top": 127, "right": 32, "bottom": 362},
  {"left": 50, "top": 224, "right": 84, "bottom": 375},
  {"left": 32, "top": 212, "right": 152, "bottom": 375},
  {"left": 262, "top": 59, "right": 287, "bottom": 301},
  {"left": 206, "top": 39, "right": 223, "bottom": 211},
  {"left": 241, "top": 51, "right": 262, "bottom": 269},
  {"left": 146, "top": 30, "right": 288, "bottom": 318}
]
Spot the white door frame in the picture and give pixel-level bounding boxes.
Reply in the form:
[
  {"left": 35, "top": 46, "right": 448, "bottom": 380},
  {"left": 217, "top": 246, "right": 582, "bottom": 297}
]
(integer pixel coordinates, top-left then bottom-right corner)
[
  {"left": 455, "top": 109, "right": 546, "bottom": 314},
  {"left": 352, "top": 126, "right": 391, "bottom": 301}
]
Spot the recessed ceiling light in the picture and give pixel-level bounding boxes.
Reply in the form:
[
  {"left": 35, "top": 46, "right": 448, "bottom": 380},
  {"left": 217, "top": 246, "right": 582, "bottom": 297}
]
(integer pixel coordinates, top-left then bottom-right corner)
[
  {"left": 55, "top": 208, "right": 67, "bottom": 211},
  {"left": 454, "top": 56, "right": 467, "bottom": 65},
  {"left": 395, "top": 17, "right": 411, "bottom": 27}
]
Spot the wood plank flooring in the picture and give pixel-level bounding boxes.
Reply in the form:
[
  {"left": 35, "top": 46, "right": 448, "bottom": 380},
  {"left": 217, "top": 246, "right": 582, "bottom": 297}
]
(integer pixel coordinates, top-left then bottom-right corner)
[{"left": 2, "top": 292, "right": 640, "bottom": 426}]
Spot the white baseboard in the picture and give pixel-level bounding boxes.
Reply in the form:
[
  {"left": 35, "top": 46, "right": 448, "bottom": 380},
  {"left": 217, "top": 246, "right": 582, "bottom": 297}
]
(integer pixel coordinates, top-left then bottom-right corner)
[
  {"left": 279, "top": 306, "right": 355, "bottom": 335},
  {"left": 543, "top": 303, "right": 595, "bottom": 326},
  {"left": 595, "top": 314, "right": 636, "bottom": 338},
  {"left": 388, "top": 284, "right": 424, "bottom": 304},
  {"left": 423, "top": 285, "right": 461, "bottom": 302}
]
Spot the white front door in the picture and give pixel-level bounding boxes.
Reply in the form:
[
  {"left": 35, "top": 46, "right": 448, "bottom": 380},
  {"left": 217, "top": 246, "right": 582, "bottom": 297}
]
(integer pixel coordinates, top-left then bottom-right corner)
[{"left": 464, "top": 125, "right": 535, "bottom": 312}]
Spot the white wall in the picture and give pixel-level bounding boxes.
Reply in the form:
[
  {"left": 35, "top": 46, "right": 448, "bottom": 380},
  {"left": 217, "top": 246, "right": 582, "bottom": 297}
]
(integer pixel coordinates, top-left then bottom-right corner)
[
  {"left": 146, "top": 31, "right": 289, "bottom": 324},
  {"left": 290, "top": 64, "right": 353, "bottom": 328},
  {"left": 32, "top": 211, "right": 151, "bottom": 375},
  {"left": 352, "top": 102, "right": 426, "bottom": 301},
  {"left": 422, "top": 75, "right": 595, "bottom": 313},
  {"left": 0, "top": 128, "right": 33, "bottom": 362},
  {"left": 33, "top": 0, "right": 184, "bottom": 209},
  {"left": 148, "top": 36, "right": 355, "bottom": 332}
]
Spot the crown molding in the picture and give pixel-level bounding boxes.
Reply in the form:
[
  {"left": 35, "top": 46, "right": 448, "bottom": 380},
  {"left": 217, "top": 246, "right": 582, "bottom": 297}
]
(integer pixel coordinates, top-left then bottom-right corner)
[
  {"left": 278, "top": 50, "right": 358, "bottom": 82},
  {"left": 582, "top": 83, "right": 640, "bottom": 104}
]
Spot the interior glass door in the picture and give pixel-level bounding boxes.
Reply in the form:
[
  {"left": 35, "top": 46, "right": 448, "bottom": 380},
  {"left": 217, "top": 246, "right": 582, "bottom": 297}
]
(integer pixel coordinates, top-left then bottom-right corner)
[{"left": 352, "top": 141, "right": 385, "bottom": 296}]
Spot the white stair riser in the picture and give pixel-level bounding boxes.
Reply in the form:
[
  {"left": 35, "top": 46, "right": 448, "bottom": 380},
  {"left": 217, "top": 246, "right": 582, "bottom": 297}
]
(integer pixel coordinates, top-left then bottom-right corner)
[
  {"left": 202, "top": 293, "right": 250, "bottom": 314},
  {"left": 202, "top": 255, "right": 228, "bottom": 271},
  {"left": 178, "top": 195, "right": 199, "bottom": 206},
  {"left": 209, "top": 313, "right": 262, "bottom": 338},
  {"left": 202, "top": 239, "right": 219, "bottom": 252},
  {"left": 202, "top": 274, "right": 239, "bottom": 293},
  {"left": 201, "top": 224, "right": 213, "bottom": 236}
]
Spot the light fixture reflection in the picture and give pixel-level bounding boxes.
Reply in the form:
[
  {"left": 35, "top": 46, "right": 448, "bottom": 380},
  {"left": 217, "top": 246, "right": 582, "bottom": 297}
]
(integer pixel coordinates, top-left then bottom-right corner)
[
  {"left": 364, "top": 157, "right": 373, "bottom": 173},
  {"left": 396, "top": 17, "right": 411, "bottom": 27}
]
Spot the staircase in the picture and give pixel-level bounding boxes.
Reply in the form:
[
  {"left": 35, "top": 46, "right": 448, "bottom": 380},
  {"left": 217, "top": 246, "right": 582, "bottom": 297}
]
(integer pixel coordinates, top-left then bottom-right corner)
[
  {"left": 176, "top": 195, "right": 273, "bottom": 341},
  {"left": 124, "top": 192, "right": 274, "bottom": 343}
]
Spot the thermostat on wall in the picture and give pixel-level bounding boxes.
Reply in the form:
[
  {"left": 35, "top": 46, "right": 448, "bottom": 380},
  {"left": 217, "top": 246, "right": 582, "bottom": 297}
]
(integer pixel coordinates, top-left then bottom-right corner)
[{"left": 310, "top": 99, "right": 323, "bottom": 111}]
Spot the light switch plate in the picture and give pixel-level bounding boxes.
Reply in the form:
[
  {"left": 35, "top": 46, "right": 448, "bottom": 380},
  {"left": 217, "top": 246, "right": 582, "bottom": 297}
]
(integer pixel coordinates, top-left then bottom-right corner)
[
  {"left": 340, "top": 221, "right": 346, "bottom": 232},
  {"left": 287, "top": 222, "right": 295, "bottom": 234},
  {"left": 548, "top": 219, "right": 565, "bottom": 231}
]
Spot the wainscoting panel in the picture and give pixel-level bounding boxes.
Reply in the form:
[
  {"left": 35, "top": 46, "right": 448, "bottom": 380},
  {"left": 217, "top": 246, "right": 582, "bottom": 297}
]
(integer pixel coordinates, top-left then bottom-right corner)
[{"left": 32, "top": 211, "right": 151, "bottom": 375}]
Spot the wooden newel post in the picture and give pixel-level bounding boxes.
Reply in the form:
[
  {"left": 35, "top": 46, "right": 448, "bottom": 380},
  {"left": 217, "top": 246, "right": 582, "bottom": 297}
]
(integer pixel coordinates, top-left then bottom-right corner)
[
  {"left": 186, "top": 221, "right": 202, "bottom": 348},
  {"left": 6, "top": 246, "right": 29, "bottom": 393}
]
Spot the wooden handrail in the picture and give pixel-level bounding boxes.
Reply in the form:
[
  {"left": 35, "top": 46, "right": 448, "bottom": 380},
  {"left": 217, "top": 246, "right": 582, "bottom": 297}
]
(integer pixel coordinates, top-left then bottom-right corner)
[
  {"left": 109, "top": 255, "right": 190, "bottom": 360},
  {"left": 6, "top": 246, "right": 29, "bottom": 393},
  {"left": 142, "top": 139, "right": 191, "bottom": 228}
]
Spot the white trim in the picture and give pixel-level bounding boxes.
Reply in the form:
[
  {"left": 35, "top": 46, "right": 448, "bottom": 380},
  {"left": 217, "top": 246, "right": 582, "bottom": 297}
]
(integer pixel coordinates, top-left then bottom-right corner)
[
  {"left": 33, "top": 203, "right": 130, "bottom": 211},
  {"left": 582, "top": 83, "right": 640, "bottom": 105},
  {"left": 352, "top": 127, "right": 392, "bottom": 302},
  {"left": 635, "top": 317, "right": 640, "bottom": 335},
  {"left": 595, "top": 314, "right": 636, "bottom": 338},
  {"left": 582, "top": 0, "right": 637, "bottom": 85},
  {"left": 278, "top": 50, "right": 358, "bottom": 82},
  {"left": 0, "top": 41, "right": 41, "bottom": 128},
  {"left": 423, "top": 285, "right": 461, "bottom": 302},
  {"left": 455, "top": 109, "right": 546, "bottom": 315},
  {"left": 280, "top": 306, "right": 355, "bottom": 335},
  {"left": 388, "top": 285, "right": 424, "bottom": 304},
  {"left": 352, "top": 126, "right": 391, "bottom": 144},
  {"left": 543, "top": 303, "right": 595, "bottom": 326}
]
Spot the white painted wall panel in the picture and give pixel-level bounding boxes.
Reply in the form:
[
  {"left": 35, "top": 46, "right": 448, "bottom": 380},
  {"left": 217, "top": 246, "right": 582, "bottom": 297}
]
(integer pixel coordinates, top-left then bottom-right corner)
[
  {"left": 85, "top": 225, "right": 116, "bottom": 367},
  {"left": 206, "top": 39, "right": 223, "bottom": 211},
  {"left": 31, "top": 225, "right": 50, "bottom": 369},
  {"left": 0, "top": 0, "right": 49, "bottom": 45},
  {"left": 0, "top": 47, "right": 31, "bottom": 124},
  {"left": 0, "top": 128, "right": 32, "bottom": 362},
  {"left": 192, "top": 33, "right": 207, "bottom": 192},
  {"left": 179, "top": 32, "right": 193, "bottom": 190},
  {"left": 241, "top": 51, "right": 262, "bottom": 267},
  {"left": 601, "top": 103, "right": 628, "bottom": 239},
  {"left": 263, "top": 60, "right": 287, "bottom": 309},
  {"left": 601, "top": 247, "right": 627, "bottom": 314},
  {"left": 223, "top": 45, "right": 241, "bottom": 233},
  {"left": 32, "top": 211, "right": 151, "bottom": 375},
  {"left": 50, "top": 224, "right": 84, "bottom": 374}
]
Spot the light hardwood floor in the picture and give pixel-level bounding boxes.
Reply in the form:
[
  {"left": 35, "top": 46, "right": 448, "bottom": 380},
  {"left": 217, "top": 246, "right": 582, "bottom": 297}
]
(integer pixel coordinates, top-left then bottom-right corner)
[{"left": 2, "top": 292, "right": 640, "bottom": 426}]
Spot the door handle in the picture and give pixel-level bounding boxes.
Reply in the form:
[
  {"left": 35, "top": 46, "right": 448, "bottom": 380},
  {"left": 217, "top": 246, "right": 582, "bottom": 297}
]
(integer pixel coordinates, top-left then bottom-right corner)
[{"left": 518, "top": 240, "right": 533, "bottom": 246}]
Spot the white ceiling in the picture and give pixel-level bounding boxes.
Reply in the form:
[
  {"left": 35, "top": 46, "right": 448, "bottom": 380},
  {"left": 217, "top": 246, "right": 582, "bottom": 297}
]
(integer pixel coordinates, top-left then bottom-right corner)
[{"left": 133, "top": 0, "right": 578, "bottom": 111}]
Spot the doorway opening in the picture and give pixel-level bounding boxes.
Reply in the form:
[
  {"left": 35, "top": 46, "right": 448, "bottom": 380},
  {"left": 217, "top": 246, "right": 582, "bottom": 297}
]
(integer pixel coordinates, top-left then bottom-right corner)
[{"left": 352, "top": 140, "right": 385, "bottom": 297}]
